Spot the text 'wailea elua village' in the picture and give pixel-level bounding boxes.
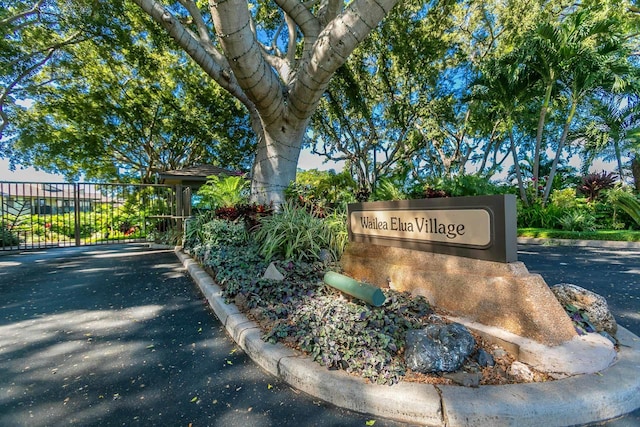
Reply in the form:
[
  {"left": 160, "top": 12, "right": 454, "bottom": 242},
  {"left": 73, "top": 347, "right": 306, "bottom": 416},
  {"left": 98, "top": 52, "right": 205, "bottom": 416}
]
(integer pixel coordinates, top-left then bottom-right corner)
[{"left": 358, "top": 216, "right": 466, "bottom": 239}]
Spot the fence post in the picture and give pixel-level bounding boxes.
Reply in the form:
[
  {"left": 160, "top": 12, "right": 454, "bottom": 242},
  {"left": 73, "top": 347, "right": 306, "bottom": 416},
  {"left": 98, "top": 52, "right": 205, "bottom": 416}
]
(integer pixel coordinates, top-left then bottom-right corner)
[
  {"left": 183, "top": 186, "right": 192, "bottom": 217},
  {"left": 74, "top": 183, "right": 81, "bottom": 247},
  {"left": 175, "top": 184, "right": 183, "bottom": 234}
]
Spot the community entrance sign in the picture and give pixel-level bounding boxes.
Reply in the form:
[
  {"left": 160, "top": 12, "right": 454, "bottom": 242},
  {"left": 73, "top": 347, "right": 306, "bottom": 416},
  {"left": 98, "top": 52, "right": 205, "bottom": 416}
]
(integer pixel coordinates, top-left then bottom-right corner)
[{"left": 347, "top": 195, "right": 517, "bottom": 263}]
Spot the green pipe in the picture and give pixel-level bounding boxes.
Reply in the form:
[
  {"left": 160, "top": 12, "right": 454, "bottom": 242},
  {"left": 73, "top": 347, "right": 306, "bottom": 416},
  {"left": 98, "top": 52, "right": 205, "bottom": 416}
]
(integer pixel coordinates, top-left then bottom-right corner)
[{"left": 323, "top": 271, "right": 386, "bottom": 307}]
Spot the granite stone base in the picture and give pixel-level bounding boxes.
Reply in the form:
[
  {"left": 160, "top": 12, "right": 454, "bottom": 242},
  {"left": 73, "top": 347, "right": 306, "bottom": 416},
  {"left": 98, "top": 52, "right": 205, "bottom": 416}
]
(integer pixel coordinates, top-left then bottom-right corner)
[{"left": 341, "top": 242, "right": 577, "bottom": 346}]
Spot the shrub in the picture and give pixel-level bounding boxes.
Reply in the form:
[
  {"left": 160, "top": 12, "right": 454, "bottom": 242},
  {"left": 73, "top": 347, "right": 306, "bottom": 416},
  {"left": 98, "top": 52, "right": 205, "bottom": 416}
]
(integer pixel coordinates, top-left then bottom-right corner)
[
  {"left": 517, "top": 201, "right": 563, "bottom": 228},
  {"left": 253, "top": 202, "right": 343, "bottom": 262},
  {"left": 577, "top": 171, "right": 617, "bottom": 202},
  {"left": 147, "top": 228, "right": 182, "bottom": 245},
  {"left": 266, "top": 287, "right": 434, "bottom": 385},
  {"left": 322, "top": 207, "right": 349, "bottom": 260},
  {"left": 184, "top": 217, "right": 248, "bottom": 257},
  {"left": 285, "top": 169, "right": 357, "bottom": 216},
  {"left": 371, "top": 178, "right": 407, "bottom": 201},
  {"left": 196, "top": 174, "right": 249, "bottom": 209},
  {"left": 235, "top": 203, "right": 274, "bottom": 230},
  {"left": 0, "top": 223, "right": 19, "bottom": 246},
  {"left": 550, "top": 188, "right": 580, "bottom": 210},
  {"left": 610, "top": 192, "right": 640, "bottom": 228},
  {"left": 415, "top": 175, "right": 509, "bottom": 199},
  {"left": 557, "top": 211, "right": 596, "bottom": 232},
  {"left": 204, "top": 240, "right": 267, "bottom": 295}
]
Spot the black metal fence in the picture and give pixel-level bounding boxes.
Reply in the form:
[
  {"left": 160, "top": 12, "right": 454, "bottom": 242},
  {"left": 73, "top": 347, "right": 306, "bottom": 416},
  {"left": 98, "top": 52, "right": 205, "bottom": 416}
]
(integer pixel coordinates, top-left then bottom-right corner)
[{"left": 0, "top": 182, "right": 191, "bottom": 251}]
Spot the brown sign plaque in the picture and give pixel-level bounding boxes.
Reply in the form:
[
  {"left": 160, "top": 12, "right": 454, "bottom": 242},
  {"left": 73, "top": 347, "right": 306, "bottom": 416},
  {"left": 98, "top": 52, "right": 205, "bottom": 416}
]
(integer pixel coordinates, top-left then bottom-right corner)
[{"left": 347, "top": 195, "right": 517, "bottom": 263}]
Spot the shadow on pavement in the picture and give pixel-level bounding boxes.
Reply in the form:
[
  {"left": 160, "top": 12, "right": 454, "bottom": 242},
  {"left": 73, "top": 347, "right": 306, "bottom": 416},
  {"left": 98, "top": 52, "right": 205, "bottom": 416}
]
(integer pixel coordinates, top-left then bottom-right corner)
[{"left": 0, "top": 244, "right": 401, "bottom": 427}]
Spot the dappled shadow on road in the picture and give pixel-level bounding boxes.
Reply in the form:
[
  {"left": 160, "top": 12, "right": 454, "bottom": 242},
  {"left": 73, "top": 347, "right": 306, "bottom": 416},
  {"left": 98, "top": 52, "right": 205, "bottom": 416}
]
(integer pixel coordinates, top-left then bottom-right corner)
[
  {"left": 0, "top": 246, "right": 243, "bottom": 426},
  {"left": 0, "top": 246, "right": 391, "bottom": 427}
]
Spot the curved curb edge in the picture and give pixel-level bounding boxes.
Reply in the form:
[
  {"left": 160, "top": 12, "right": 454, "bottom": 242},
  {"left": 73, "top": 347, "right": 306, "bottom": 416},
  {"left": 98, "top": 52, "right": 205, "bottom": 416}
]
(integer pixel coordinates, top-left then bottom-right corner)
[{"left": 175, "top": 248, "right": 640, "bottom": 427}]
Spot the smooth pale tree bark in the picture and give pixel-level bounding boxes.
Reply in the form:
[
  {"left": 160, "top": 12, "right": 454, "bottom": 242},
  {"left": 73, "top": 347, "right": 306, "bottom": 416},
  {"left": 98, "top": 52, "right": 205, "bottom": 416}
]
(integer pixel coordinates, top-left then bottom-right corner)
[
  {"left": 132, "top": 0, "right": 398, "bottom": 204},
  {"left": 533, "top": 79, "right": 554, "bottom": 194},
  {"left": 509, "top": 129, "right": 529, "bottom": 205}
]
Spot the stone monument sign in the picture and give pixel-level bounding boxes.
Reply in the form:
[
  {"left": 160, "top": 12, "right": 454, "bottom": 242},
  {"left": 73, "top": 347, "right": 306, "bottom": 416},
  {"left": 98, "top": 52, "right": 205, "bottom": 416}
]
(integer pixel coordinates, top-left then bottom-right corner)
[
  {"left": 342, "top": 195, "right": 580, "bottom": 347},
  {"left": 348, "top": 195, "right": 517, "bottom": 263}
]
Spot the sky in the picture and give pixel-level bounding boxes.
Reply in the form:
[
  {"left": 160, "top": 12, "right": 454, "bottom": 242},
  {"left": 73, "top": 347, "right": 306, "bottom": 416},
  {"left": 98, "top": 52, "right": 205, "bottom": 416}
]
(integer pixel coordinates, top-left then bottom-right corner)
[
  {"left": 0, "top": 148, "right": 345, "bottom": 183},
  {"left": 0, "top": 158, "right": 67, "bottom": 182}
]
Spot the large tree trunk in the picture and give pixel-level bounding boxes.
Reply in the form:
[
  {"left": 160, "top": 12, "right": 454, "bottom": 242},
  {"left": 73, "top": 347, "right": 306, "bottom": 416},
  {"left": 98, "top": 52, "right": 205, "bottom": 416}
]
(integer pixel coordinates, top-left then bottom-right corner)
[
  {"left": 209, "top": 0, "right": 397, "bottom": 205},
  {"left": 250, "top": 118, "right": 308, "bottom": 205},
  {"left": 132, "top": 0, "right": 398, "bottom": 205}
]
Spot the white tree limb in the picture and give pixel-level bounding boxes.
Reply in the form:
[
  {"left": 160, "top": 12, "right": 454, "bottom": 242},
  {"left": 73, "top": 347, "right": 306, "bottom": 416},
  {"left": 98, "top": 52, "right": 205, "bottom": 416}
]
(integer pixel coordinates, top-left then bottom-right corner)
[
  {"left": 209, "top": 0, "right": 285, "bottom": 127},
  {"left": 289, "top": 0, "right": 398, "bottom": 120},
  {"left": 131, "top": 0, "right": 255, "bottom": 114}
]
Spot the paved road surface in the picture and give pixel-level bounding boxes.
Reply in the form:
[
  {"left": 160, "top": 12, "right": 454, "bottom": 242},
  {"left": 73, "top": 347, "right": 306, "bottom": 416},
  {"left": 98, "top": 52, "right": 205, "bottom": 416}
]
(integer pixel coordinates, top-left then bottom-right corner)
[
  {"left": 0, "top": 245, "right": 401, "bottom": 427},
  {"left": 0, "top": 243, "right": 638, "bottom": 426},
  {"left": 518, "top": 243, "right": 640, "bottom": 337}
]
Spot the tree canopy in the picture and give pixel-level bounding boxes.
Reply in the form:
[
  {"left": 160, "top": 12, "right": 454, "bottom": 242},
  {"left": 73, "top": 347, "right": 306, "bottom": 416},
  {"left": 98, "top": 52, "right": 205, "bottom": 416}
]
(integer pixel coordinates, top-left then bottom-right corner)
[
  {"left": 310, "top": 0, "right": 640, "bottom": 200},
  {"left": 2, "top": 0, "right": 254, "bottom": 182},
  {"left": 2, "top": 0, "right": 640, "bottom": 201}
]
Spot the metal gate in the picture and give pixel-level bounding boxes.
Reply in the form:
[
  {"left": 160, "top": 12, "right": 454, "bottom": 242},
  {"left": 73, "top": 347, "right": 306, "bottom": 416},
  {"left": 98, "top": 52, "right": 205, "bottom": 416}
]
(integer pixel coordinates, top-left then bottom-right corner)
[{"left": 0, "top": 182, "right": 191, "bottom": 251}]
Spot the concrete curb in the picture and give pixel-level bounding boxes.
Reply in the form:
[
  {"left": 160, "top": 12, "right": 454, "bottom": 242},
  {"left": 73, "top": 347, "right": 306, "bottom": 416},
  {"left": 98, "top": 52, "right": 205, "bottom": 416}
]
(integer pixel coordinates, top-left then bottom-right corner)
[
  {"left": 175, "top": 248, "right": 640, "bottom": 426},
  {"left": 518, "top": 237, "right": 640, "bottom": 249}
]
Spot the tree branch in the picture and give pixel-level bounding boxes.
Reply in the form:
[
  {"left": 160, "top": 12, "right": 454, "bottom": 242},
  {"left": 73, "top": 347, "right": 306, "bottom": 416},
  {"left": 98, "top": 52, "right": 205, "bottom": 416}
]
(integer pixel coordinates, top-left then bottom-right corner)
[
  {"left": 209, "top": 0, "right": 284, "bottom": 127},
  {"left": 318, "top": 0, "right": 342, "bottom": 27},
  {"left": 0, "top": 0, "right": 45, "bottom": 27},
  {"left": 289, "top": 0, "right": 398, "bottom": 120},
  {"left": 131, "top": 0, "right": 256, "bottom": 115},
  {"left": 177, "top": 0, "right": 215, "bottom": 47},
  {"left": 272, "top": 0, "right": 320, "bottom": 66}
]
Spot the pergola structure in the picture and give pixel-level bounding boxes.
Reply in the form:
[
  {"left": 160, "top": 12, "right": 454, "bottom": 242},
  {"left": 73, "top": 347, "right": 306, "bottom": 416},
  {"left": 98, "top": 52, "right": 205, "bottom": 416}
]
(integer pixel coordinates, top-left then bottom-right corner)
[
  {"left": 157, "top": 164, "right": 244, "bottom": 228},
  {"left": 157, "top": 164, "right": 241, "bottom": 192}
]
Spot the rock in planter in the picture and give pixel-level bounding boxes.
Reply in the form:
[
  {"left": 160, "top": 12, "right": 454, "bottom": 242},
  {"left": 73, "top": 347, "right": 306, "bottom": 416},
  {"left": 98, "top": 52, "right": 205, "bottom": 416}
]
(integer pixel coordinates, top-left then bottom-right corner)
[
  {"left": 443, "top": 371, "right": 482, "bottom": 388},
  {"left": 509, "top": 361, "right": 534, "bottom": 382},
  {"left": 263, "top": 262, "right": 285, "bottom": 281},
  {"left": 551, "top": 283, "right": 617, "bottom": 336},
  {"left": 476, "top": 348, "right": 495, "bottom": 367},
  {"left": 405, "top": 323, "right": 476, "bottom": 373}
]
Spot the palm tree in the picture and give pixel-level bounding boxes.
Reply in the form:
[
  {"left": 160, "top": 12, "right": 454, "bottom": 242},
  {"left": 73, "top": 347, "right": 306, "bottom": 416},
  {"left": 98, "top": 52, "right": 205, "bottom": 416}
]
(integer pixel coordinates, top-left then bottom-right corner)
[
  {"left": 472, "top": 52, "right": 540, "bottom": 204},
  {"left": 523, "top": 5, "right": 636, "bottom": 205},
  {"left": 577, "top": 93, "right": 640, "bottom": 184}
]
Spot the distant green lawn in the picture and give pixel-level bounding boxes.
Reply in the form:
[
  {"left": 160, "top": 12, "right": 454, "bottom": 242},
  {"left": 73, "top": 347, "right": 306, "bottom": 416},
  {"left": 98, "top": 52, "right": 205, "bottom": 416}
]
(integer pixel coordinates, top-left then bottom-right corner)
[{"left": 518, "top": 228, "right": 640, "bottom": 242}]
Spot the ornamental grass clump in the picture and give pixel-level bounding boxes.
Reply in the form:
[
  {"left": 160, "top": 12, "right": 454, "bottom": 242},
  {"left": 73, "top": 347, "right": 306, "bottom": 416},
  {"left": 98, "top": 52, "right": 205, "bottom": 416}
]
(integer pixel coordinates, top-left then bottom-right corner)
[{"left": 253, "top": 201, "right": 346, "bottom": 262}]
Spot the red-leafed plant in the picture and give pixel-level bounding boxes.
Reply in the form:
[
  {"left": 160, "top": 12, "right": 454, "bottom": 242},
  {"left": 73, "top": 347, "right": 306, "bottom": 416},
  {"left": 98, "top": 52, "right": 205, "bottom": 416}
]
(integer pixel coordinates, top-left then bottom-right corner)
[{"left": 577, "top": 171, "right": 617, "bottom": 202}]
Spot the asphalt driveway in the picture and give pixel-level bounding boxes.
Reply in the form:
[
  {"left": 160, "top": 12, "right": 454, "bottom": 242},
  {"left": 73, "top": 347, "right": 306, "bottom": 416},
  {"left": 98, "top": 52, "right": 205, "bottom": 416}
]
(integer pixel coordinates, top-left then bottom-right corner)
[
  {"left": 518, "top": 243, "right": 640, "bottom": 337},
  {"left": 1, "top": 243, "right": 638, "bottom": 426},
  {"left": 0, "top": 245, "right": 403, "bottom": 427}
]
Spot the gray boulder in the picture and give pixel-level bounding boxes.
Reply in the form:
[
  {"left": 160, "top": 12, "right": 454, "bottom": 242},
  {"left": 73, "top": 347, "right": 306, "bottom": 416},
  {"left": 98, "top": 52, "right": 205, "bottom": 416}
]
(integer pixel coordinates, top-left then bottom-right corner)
[
  {"left": 405, "top": 323, "right": 476, "bottom": 373},
  {"left": 551, "top": 283, "right": 617, "bottom": 336}
]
